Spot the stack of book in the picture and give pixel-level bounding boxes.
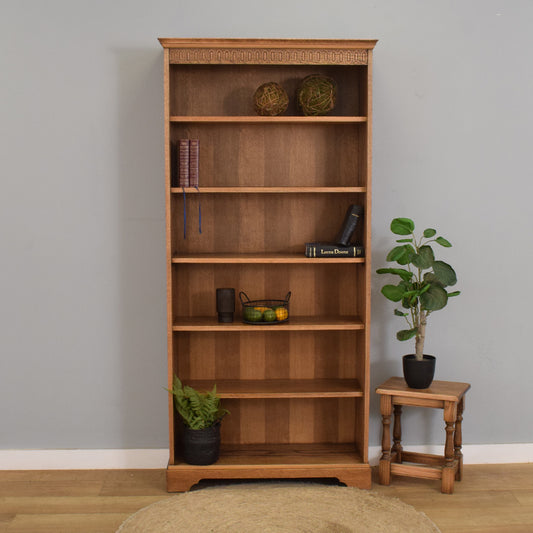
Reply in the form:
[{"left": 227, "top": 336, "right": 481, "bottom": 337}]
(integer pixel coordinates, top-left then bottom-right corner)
[
  {"left": 171, "top": 139, "right": 199, "bottom": 187},
  {"left": 304, "top": 204, "right": 364, "bottom": 258}
]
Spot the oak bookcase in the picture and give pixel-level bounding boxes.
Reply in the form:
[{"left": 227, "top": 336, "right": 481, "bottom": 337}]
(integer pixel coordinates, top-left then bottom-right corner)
[{"left": 158, "top": 38, "right": 377, "bottom": 491}]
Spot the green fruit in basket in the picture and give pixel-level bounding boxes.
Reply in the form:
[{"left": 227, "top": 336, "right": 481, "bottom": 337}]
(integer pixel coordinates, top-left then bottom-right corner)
[
  {"left": 263, "top": 309, "right": 277, "bottom": 322},
  {"left": 244, "top": 307, "right": 263, "bottom": 322}
]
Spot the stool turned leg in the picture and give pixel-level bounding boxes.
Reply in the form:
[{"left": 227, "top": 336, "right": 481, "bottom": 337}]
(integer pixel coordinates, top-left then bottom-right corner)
[
  {"left": 379, "top": 395, "right": 393, "bottom": 485},
  {"left": 455, "top": 396, "right": 465, "bottom": 481},
  {"left": 442, "top": 401, "right": 458, "bottom": 494},
  {"left": 392, "top": 404, "right": 403, "bottom": 463}
]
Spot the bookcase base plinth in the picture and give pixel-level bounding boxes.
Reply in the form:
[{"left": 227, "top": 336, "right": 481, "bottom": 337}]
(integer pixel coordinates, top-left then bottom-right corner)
[{"left": 166, "top": 464, "right": 371, "bottom": 492}]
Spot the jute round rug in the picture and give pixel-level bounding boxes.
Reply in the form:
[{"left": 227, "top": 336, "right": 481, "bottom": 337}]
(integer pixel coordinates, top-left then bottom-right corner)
[{"left": 116, "top": 482, "right": 440, "bottom": 532}]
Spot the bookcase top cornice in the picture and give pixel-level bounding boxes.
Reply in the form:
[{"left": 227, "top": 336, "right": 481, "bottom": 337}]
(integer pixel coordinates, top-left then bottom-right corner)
[
  {"left": 159, "top": 38, "right": 377, "bottom": 65},
  {"left": 158, "top": 38, "right": 378, "bottom": 50}
]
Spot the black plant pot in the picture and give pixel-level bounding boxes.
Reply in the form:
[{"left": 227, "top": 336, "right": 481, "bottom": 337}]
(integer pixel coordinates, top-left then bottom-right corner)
[
  {"left": 402, "top": 354, "right": 436, "bottom": 389},
  {"left": 182, "top": 423, "right": 221, "bottom": 465}
]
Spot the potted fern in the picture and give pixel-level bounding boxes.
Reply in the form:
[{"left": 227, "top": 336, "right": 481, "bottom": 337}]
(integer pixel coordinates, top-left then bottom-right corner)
[
  {"left": 376, "top": 218, "right": 460, "bottom": 388},
  {"left": 166, "top": 375, "right": 229, "bottom": 465}
]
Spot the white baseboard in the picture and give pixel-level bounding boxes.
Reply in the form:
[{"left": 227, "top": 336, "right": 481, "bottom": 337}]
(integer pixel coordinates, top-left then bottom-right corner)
[
  {"left": 0, "top": 449, "right": 169, "bottom": 470},
  {"left": 0, "top": 445, "right": 531, "bottom": 470}
]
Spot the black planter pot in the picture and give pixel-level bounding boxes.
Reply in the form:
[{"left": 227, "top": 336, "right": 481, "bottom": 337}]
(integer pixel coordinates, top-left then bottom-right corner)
[
  {"left": 402, "top": 354, "right": 436, "bottom": 389},
  {"left": 182, "top": 422, "right": 221, "bottom": 465}
]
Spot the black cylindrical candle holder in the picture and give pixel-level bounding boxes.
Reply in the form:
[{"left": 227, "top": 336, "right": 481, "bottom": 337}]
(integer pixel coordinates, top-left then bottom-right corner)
[{"left": 216, "top": 288, "right": 235, "bottom": 323}]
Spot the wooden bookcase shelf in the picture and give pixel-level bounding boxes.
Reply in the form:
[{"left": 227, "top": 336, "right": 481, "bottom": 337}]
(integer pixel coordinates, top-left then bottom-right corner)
[
  {"left": 172, "top": 316, "right": 365, "bottom": 331},
  {"left": 159, "top": 37, "right": 376, "bottom": 491},
  {"left": 171, "top": 187, "right": 367, "bottom": 193},
  {"left": 185, "top": 379, "right": 363, "bottom": 399},
  {"left": 170, "top": 116, "right": 367, "bottom": 123},
  {"left": 171, "top": 253, "right": 365, "bottom": 264}
]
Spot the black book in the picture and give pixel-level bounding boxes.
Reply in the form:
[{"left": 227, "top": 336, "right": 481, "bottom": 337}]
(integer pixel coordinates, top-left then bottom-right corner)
[
  {"left": 335, "top": 205, "right": 363, "bottom": 246},
  {"left": 170, "top": 142, "right": 179, "bottom": 187},
  {"left": 305, "top": 242, "right": 364, "bottom": 258}
]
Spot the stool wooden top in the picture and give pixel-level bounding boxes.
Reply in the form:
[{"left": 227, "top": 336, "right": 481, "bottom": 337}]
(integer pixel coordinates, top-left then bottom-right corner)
[{"left": 376, "top": 377, "right": 471, "bottom": 402}]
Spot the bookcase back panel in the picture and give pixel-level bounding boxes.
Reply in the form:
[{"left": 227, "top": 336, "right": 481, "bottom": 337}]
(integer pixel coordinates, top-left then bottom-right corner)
[
  {"left": 169, "top": 65, "right": 367, "bottom": 117},
  {"left": 219, "top": 398, "right": 360, "bottom": 445},
  {"left": 171, "top": 400, "right": 363, "bottom": 453},
  {"left": 170, "top": 194, "right": 365, "bottom": 255},
  {"left": 173, "top": 331, "right": 363, "bottom": 381},
  {"left": 170, "top": 123, "right": 365, "bottom": 188},
  {"left": 172, "top": 264, "right": 363, "bottom": 318}
]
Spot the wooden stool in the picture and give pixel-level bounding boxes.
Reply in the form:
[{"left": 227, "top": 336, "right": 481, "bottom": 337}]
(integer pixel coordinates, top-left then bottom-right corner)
[{"left": 376, "top": 377, "right": 471, "bottom": 494}]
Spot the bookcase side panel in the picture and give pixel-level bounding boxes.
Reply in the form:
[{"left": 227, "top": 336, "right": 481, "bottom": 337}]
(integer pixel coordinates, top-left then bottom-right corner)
[{"left": 164, "top": 48, "right": 178, "bottom": 465}]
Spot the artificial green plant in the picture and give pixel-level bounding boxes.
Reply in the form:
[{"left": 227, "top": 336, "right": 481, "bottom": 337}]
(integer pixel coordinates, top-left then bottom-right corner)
[
  {"left": 166, "top": 375, "right": 229, "bottom": 430},
  {"left": 376, "top": 217, "right": 460, "bottom": 361}
]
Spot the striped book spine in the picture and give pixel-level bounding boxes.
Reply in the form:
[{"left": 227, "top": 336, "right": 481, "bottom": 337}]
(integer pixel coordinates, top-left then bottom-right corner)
[
  {"left": 189, "top": 139, "right": 199, "bottom": 187},
  {"left": 178, "top": 139, "right": 190, "bottom": 187}
]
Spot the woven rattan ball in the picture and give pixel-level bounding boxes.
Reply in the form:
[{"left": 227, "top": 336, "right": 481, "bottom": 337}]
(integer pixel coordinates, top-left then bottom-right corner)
[
  {"left": 297, "top": 75, "right": 337, "bottom": 116},
  {"left": 253, "top": 82, "right": 289, "bottom": 116}
]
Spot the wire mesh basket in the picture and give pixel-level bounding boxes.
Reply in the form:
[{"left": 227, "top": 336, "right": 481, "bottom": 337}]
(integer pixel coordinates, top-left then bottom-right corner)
[{"left": 239, "top": 291, "right": 291, "bottom": 325}]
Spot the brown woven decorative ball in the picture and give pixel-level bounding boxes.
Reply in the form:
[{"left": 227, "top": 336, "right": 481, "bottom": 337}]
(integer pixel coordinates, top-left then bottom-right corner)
[
  {"left": 297, "top": 75, "right": 337, "bottom": 116},
  {"left": 253, "top": 82, "right": 289, "bottom": 116}
]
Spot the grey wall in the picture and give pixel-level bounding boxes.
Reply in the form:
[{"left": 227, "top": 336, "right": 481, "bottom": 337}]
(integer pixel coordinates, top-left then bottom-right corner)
[{"left": 1, "top": 0, "right": 531, "bottom": 451}]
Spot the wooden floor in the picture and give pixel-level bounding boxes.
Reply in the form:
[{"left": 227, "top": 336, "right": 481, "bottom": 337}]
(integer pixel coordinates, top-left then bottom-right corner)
[{"left": 0, "top": 464, "right": 532, "bottom": 532}]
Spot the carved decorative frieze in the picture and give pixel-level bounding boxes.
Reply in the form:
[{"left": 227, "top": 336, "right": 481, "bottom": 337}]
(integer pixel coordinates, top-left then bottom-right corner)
[{"left": 169, "top": 48, "right": 368, "bottom": 65}]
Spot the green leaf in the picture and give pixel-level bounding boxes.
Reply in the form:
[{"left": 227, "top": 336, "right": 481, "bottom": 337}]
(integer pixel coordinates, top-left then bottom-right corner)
[
  {"left": 173, "top": 375, "right": 183, "bottom": 390},
  {"left": 433, "top": 261, "right": 457, "bottom": 286},
  {"left": 386, "top": 246, "right": 407, "bottom": 262},
  {"left": 396, "top": 244, "right": 416, "bottom": 265},
  {"left": 391, "top": 218, "right": 415, "bottom": 235},
  {"left": 386, "top": 245, "right": 416, "bottom": 265},
  {"left": 420, "top": 284, "right": 448, "bottom": 311},
  {"left": 411, "top": 245, "right": 435, "bottom": 269},
  {"left": 376, "top": 267, "right": 413, "bottom": 282},
  {"left": 436, "top": 236, "right": 452, "bottom": 247},
  {"left": 396, "top": 238, "right": 413, "bottom": 243},
  {"left": 424, "top": 272, "right": 443, "bottom": 287},
  {"left": 423, "top": 228, "right": 436, "bottom": 238},
  {"left": 167, "top": 374, "right": 229, "bottom": 429},
  {"left": 394, "top": 309, "right": 408, "bottom": 317},
  {"left": 381, "top": 284, "right": 405, "bottom": 302},
  {"left": 448, "top": 290, "right": 461, "bottom": 297},
  {"left": 396, "top": 328, "right": 418, "bottom": 341}
]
